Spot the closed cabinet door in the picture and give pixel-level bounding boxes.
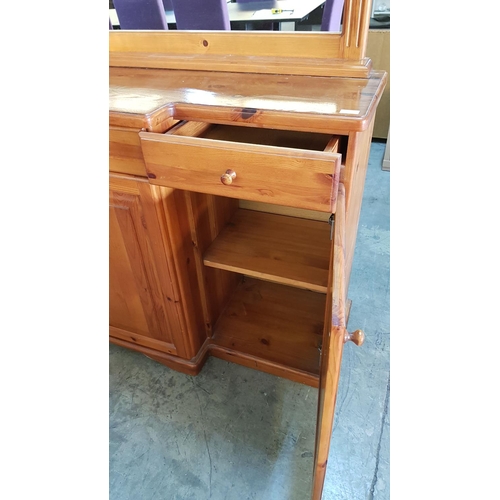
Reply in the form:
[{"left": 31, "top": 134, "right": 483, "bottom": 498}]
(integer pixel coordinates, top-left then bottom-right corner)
[{"left": 109, "top": 174, "right": 187, "bottom": 358}]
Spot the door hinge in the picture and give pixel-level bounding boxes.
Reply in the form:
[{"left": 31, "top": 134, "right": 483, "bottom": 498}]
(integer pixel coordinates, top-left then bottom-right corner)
[{"left": 328, "top": 214, "right": 335, "bottom": 240}]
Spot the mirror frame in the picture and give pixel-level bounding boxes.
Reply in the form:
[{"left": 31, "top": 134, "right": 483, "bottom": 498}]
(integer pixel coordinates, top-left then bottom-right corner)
[{"left": 110, "top": 0, "right": 373, "bottom": 77}]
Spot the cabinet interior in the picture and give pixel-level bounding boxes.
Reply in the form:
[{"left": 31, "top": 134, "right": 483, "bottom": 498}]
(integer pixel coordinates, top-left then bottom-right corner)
[
  {"left": 210, "top": 276, "right": 326, "bottom": 381},
  {"left": 204, "top": 208, "right": 331, "bottom": 293},
  {"left": 197, "top": 124, "right": 335, "bottom": 151},
  {"left": 170, "top": 120, "right": 347, "bottom": 386},
  {"left": 189, "top": 193, "right": 333, "bottom": 387},
  {"left": 168, "top": 121, "right": 346, "bottom": 155}
]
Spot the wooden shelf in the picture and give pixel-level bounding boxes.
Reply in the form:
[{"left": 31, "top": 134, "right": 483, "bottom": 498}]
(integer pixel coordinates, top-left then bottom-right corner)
[
  {"left": 209, "top": 278, "right": 326, "bottom": 386},
  {"left": 203, "top": 209, "right": 331, "bottom": 293}
]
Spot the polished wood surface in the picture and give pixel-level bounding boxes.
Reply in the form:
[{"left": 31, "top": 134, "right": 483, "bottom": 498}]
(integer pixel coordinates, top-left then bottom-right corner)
[
  {"left": 140, "top": 130, "right": 341, "bottom": 212},
  {"left": 210, "top": 277, "right": 326, "bottom": 387},
  {"left": 109, "top": 0, "right": 371, "bottom": 77},
  {"left": 184, "top": 191, "right": 241, "bottom": 336},
  {"left": 109, "top": 3, "right": 386, "bottom": 493},
  {"left": 345, "top": 329, "right": 365, "bottom": 346},
  {"left": 204, "top": 209, "right": 331, "bottom": 293},
  {"left": 109, "top": 67, "right": 387, "bottom": 134},
  {"left": 110, "top": 50, "right": 372, "bottom": 79},
  {"left": 109, "top": 126, "right": 147, "bottom": 177},
  {"left": 312, "top": 183, "right": 347, "bottom": 499},
  {"left": 220, "top": 169, "right": 236, "bottom": 186},
  {"left": 109, "top": 35, "right": 370, "bottom": 79},
  {"left": 109, "top": 88, "right": 383, "bottom": 500},
  {"left": 153, "top": 186, "right": 208, "bottom": 357},
  {"left": 341, "top": 0, "right": 371, "bottom": 60},
  {"left": 111, "top": 336, "right": 211, "bottom": 377},
  {"left": 109, "top": 174, "right": 187, "bottom": 357},
  {"left": 343, "top": 122, "right": 375, "bottom": 287},
  {"left": 110, "top": 31, "right": 344, "bottom": 59},
  {"left": 331, "top": 185, "right": 348, "bottom": 328},
  {"left": 167, "top": 119, "right": 241, "bottom": 344}
]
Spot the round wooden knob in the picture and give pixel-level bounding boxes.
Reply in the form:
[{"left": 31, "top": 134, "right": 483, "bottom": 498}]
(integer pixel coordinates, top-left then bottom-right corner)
[
  {"left": 221, "top": 169, "right": 236, "bottom": 185},
  {"left": 344, "top": 329, "right": 365, "bottom": 346}
]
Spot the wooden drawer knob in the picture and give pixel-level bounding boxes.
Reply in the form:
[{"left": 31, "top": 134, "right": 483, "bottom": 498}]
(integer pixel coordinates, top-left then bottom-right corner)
[
  {"left": 344, "top": 329, "right": 365, "bottom": 346},
  {"left": 221, "top": 169, "right": 236, "bottom": 185}
]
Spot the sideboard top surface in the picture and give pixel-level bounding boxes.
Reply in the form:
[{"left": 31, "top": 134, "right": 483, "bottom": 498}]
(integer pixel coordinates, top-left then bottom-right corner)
[{"left": 109, "top": 67, "right": 387, "bottom": 133}]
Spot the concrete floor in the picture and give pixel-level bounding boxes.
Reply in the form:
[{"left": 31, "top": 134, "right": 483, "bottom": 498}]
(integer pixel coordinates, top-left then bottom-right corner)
[{"left": 109, "top": 140, "right": 390, "bottom": 500}]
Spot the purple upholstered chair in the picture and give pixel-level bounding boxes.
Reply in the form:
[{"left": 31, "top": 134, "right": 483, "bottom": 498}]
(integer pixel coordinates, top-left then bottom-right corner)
[
  {"left": 109, "top": 17, "right": 113, "bottom": 30},
  {"left": 321, "top": 0, "right": 345, "bottom": 32},
  {"left": 171, "top": 0, "right": 230, "bottom": 30},
  {"left": 113, "top": 0, "right": 168, "bottom": 30}
]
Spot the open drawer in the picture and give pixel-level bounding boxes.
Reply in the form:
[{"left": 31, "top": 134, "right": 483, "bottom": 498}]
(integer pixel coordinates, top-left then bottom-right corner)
[{"left": 139, "top": 122, "right": 342, "bottom": 213}]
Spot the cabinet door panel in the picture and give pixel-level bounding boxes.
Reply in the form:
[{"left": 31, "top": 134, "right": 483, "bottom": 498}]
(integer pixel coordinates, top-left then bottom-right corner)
[
  {"left": 109, "top": 175, "right": 186, "bottom": 357},
  {"left": 109, "top": 206, "right": 152, "bottom": 336},
  {"left": 312, "top": 183, "right": 347, "bottom": 499}
]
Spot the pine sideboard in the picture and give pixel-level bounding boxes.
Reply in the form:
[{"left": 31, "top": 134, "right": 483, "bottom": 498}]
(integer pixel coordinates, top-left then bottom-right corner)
[{"left": 109, "top": 3, "right": 387, "bottom": 497}]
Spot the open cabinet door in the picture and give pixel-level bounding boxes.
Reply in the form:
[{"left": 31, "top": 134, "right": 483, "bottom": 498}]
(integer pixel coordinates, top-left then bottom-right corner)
[{"left": 311, "top": 183, "right": 348, "bottom": 499}]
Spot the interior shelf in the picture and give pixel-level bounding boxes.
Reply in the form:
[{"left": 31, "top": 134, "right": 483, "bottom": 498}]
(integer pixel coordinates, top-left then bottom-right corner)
[
  {"left": 203, "top": 209, "right": 331, "bottom": 293},
  {"left": 210, "top": 277, "right": 326, "bottom": 385}
]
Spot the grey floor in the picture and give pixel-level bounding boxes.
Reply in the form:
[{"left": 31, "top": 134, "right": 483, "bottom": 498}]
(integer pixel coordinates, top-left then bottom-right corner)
[{"left": 110, "top": 140, "right": 390, "bottom": 500}]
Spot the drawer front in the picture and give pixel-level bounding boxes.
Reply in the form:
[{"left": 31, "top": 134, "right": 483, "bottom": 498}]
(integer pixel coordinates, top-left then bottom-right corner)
[
  {"left": 109, "top": 127, "right": 147, "bottom": 177},
  {"left": 139, "top": 131, "right": 342, "bottom": 213}
]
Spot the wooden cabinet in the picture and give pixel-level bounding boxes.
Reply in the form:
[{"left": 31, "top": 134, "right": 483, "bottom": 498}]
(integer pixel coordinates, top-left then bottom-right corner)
[
  {"left": 109, "top": 174, "right": 184, "bottom": 355},
  {"left": 138, "top": 120, "right": 359, "bottom": 497},
  {"left": 138, "top": 121, "right": 344, "bottom": 387},
  {"left": 109, "top": 3, "right": 387, "bottom": 497},
  {"left": 140, "top": 122, "right": 342, "bottom": 212},
  {"left": 109, "top": 174, "right": 208, "bottom": 372}
]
